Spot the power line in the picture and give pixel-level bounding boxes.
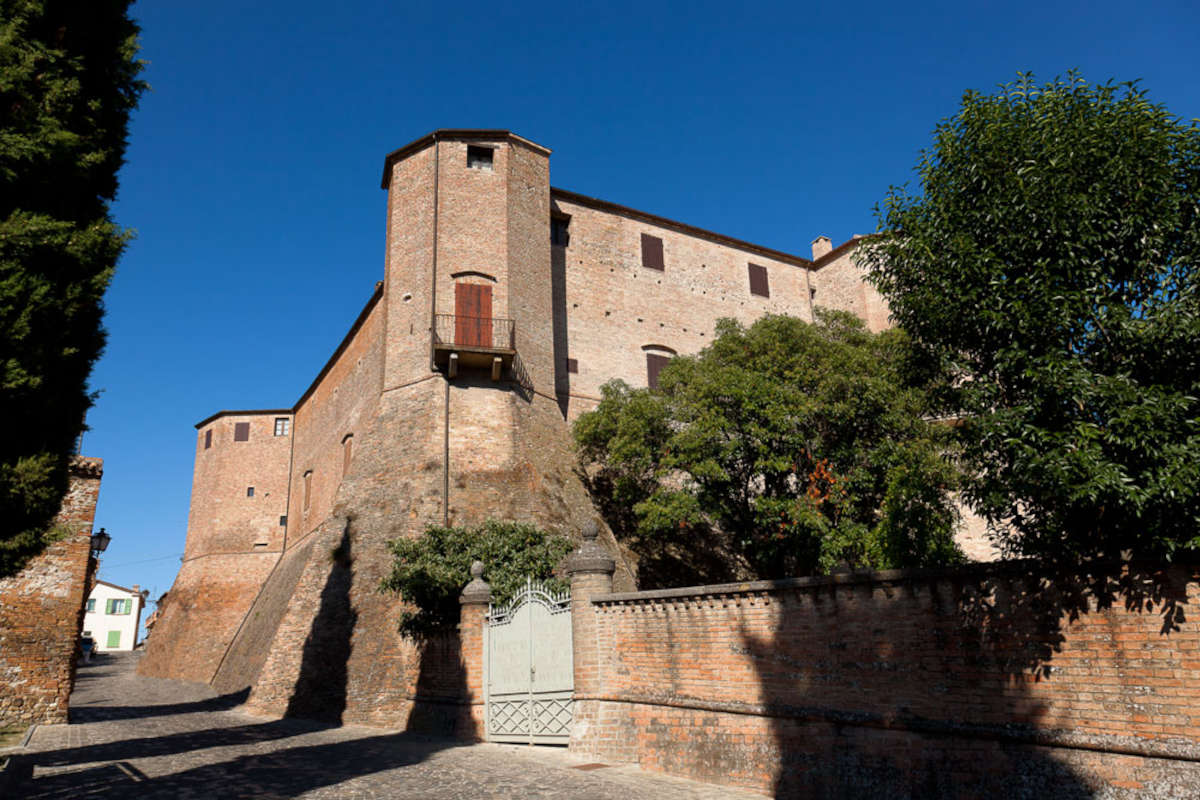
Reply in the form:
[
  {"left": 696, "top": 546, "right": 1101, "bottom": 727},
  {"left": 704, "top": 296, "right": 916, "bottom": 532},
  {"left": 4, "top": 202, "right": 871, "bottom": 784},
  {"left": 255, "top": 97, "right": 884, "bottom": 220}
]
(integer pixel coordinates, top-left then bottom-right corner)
[{"left": 100, "top": 553, "right": 183, "bottom": 569}]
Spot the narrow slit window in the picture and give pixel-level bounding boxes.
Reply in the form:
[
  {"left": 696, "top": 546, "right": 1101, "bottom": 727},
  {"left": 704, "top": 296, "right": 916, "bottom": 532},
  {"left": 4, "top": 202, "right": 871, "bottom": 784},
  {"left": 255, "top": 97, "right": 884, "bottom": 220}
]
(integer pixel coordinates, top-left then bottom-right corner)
[
  {"left": 303, "top": 470, "right": 313, "bottom": 511},
  {"left": 641, "top": 234, "right": 664, "bottom": 270},
  {"left": 204, "top": 430, "right": 212, "bottom": 449},
  {"left": 467, "top": 145, "right": 494, "bottom": 171},
  {"left": 551, "top": 217, "right": 570, "bottom": 247},
  {"left": 342, "top": 434, "right": 353, "bottom": 477},
  {"left": 748, "top": 263, "right": 770, "bottom": 298}
]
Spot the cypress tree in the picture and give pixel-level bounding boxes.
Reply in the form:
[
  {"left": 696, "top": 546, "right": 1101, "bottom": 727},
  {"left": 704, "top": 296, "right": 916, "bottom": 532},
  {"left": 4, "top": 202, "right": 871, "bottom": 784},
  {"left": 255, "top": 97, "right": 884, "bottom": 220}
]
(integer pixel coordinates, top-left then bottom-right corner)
[{"left": 0, "top": 0, "right": 145, "bottom": 575}]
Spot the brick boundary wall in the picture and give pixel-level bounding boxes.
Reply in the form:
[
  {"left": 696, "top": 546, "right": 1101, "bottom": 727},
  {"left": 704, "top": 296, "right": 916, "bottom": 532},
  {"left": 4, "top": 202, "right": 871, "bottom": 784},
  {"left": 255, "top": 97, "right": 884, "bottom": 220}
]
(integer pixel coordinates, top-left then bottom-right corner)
[
  {"left": 0, "top": 458, "right": 102, "bottom": 725},
  {"left": 567, "top": 559, "right": 1200, "bottom": 798}
]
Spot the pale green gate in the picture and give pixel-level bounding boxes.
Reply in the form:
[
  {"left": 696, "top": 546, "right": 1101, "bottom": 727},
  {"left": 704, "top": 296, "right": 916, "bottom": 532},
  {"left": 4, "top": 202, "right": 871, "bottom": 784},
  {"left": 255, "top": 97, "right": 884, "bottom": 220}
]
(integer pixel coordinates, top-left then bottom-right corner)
[{"left": 485, "top": 578, "right": 573, "bottom": 744}]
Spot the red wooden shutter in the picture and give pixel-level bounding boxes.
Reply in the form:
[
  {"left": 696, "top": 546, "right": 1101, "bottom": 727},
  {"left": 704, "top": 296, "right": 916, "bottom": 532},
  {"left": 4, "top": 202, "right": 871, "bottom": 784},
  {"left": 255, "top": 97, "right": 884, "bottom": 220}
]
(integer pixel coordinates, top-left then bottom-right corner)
[
  {"left": 454, "top": 283, "right": 493, "bottom": 348},
  {"left": 646, "top": 354, "right": 670, "bottom": 389},
  {"left": 748, "top": 263, "right": 770, "bottom": 297},
  {"left": 641, "top": 234, "right": 664, "bottom": 270},
  {"left": 234, "top": 422, "right": 250, "bottom": 442}
]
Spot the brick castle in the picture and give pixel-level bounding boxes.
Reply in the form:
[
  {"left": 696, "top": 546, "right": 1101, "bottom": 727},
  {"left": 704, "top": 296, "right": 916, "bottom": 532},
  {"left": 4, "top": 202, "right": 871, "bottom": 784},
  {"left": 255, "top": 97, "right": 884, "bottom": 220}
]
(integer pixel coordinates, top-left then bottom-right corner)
[{"left": 140, "top": 129, "right": 901, "bottom": 722}]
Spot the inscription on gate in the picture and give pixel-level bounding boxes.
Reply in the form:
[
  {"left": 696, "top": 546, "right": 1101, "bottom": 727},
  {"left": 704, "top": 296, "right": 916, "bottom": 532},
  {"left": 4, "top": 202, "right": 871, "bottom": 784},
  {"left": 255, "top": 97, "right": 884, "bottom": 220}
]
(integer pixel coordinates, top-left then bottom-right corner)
[{"left": 485, "top": 578, "right": 573, "bottom": 744}]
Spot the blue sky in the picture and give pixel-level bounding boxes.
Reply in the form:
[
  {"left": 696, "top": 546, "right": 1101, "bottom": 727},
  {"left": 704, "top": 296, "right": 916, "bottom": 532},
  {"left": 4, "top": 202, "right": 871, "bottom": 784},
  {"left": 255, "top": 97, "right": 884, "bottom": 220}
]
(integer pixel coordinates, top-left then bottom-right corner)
[{"left": 89, "top": 0, "right": 1200, "bottom": 617}]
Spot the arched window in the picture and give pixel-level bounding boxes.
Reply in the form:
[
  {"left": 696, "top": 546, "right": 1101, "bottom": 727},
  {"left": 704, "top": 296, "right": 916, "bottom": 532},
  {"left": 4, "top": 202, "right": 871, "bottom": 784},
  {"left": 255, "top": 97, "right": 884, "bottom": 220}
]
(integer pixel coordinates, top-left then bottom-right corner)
[
  {"left": 303, "top": 470, "right": 313, "bottom": 512},
  {"left": 641, "top": 344, "right": 677, "bottom": 390},
  {"left": 342, "top": 434, "right": 354, "bottom": 477}
]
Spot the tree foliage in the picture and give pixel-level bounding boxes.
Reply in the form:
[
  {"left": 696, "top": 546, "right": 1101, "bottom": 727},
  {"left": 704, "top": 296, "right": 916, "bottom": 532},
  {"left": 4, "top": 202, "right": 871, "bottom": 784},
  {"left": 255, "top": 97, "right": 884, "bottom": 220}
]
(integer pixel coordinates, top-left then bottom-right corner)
[
  {"left": 0, "top": 1, "right": 144, "bottom": 576},
  {"left": 574, "top": 311, "right": 962, "bottom": 586},
  {"left": 863, "top": 73, "right": 1200, "bottom": 563},
  {"left": 379, "top": 519, "right": 573, "bottom": 638}
]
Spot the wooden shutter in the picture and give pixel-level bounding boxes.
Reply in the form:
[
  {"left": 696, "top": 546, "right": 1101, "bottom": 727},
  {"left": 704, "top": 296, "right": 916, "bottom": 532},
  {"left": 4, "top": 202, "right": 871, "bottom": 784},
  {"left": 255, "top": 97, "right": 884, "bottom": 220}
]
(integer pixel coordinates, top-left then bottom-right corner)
[
  {"left": 234, "top": 422, "right": 250, "bottom": 442},
  {"left": 107, "top": 631, "right": 121, "bottom": 648},
  {"left": 566, "top": 358, "right": 578, "bottom": 374},
  {"left": 204, "top": 430, "right": 212, "bottom": 449},
  {"left": 454, "top": 283, "right": 493, "bottom": 348},
  {"left": 646, "top": 353, "right": 671, "bottom": 389},
  {"left": 641, "top": 234, "right": 664, "bottom": 270},
  {"left": 748, "top": 263, "right": 770, "bottom": 297}
]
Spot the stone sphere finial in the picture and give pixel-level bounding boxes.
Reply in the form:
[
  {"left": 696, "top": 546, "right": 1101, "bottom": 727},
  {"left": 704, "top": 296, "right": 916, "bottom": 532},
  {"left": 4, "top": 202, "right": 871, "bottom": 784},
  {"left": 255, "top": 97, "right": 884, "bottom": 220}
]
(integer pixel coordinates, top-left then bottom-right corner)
[
  {"left": 470, "top": 560, "right": 484, "bottom": 579},
  {"left": 567, "top": 520, "right": 615, "bottom": 577}
]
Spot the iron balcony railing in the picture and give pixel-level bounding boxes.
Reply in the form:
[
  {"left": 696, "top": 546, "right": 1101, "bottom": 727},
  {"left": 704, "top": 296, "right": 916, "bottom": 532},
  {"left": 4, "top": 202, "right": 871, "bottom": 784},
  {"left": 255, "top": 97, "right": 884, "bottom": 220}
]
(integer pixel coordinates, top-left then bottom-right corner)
[{"left": 433, "top": 313, "right": 516, "bottom": 351}]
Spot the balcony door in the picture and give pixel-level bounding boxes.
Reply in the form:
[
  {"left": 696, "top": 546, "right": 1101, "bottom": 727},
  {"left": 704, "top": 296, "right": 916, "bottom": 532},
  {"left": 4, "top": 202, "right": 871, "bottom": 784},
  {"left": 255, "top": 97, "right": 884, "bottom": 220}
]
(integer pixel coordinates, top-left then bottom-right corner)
[{"left": 455, "top": 282, "right": 493, "bottom": 348}]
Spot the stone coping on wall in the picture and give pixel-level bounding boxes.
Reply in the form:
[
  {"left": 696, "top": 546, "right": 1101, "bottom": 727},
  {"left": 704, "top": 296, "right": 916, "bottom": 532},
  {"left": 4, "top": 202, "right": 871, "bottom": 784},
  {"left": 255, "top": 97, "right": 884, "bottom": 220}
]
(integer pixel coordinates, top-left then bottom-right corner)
[
  {"left": 591, "top": 558, "right": 1198, "bottom": 606},
  {"left": 591, "top": 560, "right": 1039, "bottom": 605}
]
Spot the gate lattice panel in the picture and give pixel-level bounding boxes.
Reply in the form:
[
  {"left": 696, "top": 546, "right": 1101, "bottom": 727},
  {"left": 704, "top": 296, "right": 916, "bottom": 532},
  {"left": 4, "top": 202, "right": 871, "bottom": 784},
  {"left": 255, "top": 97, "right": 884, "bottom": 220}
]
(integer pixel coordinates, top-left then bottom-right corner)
[{"left": 485, "top": 578, "right": 572, "bottom": 744}]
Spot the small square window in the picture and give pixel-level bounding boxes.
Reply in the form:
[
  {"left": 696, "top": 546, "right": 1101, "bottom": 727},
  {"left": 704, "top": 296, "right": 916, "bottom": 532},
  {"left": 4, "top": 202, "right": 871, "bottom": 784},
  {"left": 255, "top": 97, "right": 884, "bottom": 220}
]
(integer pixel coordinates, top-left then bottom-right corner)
[
  {"left": 234, "top": 422, "right": 250, "bottom": 442},
  {"left": 247, "top": 487, "right": 255, "bottom": 498},
  {"left": 204, "top": 430, "right": 212, "bottom": 449},
  {"left": 566, "top": 358, "right": 578, "bottom": 374},
  {"left": 641, "top": 234, "right": 664, "bottom": 271},
  {"left": 551, "top": 217, "right": 570, "bottom": 247},
  {"left": 279, "top": 515, "right": 288, "bottom": 526},
  {"left": 274, "top": 418, "right": 290, "bottom": 436},
  {"left": 86, "top": 599, "right": 96, "bottom": 612},
  {"left": 467, "top": 145, "right": 493, "bottom": 171}
]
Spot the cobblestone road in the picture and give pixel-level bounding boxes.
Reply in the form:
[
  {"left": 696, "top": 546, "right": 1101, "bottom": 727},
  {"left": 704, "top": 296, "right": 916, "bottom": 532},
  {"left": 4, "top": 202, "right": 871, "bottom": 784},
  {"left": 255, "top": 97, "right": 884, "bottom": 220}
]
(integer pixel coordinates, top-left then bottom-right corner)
[{"left": 6, "top": 653, "right": 761, "bottom": 799}]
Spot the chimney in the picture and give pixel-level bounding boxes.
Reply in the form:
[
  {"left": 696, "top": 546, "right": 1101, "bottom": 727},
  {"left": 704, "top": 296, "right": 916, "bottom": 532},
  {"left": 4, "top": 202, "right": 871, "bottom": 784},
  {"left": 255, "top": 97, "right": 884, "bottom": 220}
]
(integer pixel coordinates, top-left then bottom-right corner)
[
  {"left": 811, "top": 235, "right": 833, "bottom": 260},
  {"left": 132, "top": 584, "right": 140, "bottom": 593}
]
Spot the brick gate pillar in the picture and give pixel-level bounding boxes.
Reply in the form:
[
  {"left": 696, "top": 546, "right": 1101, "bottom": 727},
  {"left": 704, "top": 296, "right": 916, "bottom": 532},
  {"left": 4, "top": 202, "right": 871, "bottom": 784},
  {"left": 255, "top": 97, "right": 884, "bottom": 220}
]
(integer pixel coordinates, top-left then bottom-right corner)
[
  {"left": 458, "top": 560, "right": 490, "bottom": 740},
  {"left": 566, "top": 521, "right": 615, "bottom": 753}
]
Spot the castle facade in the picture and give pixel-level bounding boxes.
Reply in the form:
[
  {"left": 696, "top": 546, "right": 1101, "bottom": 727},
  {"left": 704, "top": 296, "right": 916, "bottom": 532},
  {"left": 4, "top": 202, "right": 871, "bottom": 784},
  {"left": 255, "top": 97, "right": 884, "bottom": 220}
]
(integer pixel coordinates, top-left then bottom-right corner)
[{"left": 139, "top": 130, "right": 890, "bottom": 724}]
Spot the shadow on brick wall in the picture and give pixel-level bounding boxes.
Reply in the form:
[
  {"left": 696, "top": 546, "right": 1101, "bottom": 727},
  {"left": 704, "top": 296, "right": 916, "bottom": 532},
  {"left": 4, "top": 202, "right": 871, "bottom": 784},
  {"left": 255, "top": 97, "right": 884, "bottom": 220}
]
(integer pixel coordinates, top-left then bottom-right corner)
[
  {"left": 404, "top": 630, "right": 469, "bottom": 737},
  {"left": 285, "top": 521, "right": 358, "bottom": 723},
  {"left": 740, "top": 560, "right": 1197, "bottom": 799}
]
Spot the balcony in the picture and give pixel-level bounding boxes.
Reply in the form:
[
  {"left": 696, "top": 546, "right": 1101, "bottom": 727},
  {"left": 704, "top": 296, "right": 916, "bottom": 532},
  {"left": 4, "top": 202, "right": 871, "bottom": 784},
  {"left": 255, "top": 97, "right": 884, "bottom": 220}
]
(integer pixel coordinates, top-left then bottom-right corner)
[{"left": 433, "top": 314, "right": 517, "bottom": 380}]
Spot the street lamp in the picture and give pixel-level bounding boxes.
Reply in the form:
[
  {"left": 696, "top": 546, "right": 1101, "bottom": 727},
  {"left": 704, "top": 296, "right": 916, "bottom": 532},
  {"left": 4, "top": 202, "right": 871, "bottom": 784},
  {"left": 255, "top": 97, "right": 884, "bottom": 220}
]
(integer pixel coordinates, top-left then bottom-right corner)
[{"left": 90, "top": 527, "right": 111, "bottom": 559}]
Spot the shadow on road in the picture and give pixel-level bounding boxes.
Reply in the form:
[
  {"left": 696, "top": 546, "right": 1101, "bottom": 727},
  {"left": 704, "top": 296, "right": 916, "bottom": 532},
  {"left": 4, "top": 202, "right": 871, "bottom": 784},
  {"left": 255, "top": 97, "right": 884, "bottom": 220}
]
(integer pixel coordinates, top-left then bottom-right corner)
[{"left": 17, "top": 728, "right": 457, "bottom": 799}]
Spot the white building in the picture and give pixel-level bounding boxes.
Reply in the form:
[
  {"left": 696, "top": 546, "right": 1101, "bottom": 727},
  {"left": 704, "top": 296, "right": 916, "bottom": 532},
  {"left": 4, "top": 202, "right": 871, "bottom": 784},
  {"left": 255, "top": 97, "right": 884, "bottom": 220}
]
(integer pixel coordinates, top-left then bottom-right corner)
[{"left": 83, "top": 580, "right": 147, "bottom": 652}]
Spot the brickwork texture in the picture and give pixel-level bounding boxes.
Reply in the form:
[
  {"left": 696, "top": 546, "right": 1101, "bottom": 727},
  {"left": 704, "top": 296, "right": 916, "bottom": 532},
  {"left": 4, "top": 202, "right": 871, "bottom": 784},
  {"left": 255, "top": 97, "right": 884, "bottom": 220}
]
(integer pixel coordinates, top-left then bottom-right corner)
[
  {"left": 570, "top": 563, "right": 1200, "bottom": 798},
  {"left": 0, "top": 457, "right": 102, "bottom": 725}
]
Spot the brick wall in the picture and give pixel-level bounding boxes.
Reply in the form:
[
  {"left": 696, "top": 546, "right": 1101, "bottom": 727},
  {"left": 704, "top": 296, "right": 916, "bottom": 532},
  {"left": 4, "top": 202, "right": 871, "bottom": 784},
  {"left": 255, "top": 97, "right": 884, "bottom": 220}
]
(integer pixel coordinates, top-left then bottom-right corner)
[
  {"left": 0, "top": 458, "right": 101, "bottom": 725},
  {"left": 571, "top": 563, "right": 1200, "bottom": 798},
  {"left": 551, "top": 191, "right": 816, "bottom": 422}
]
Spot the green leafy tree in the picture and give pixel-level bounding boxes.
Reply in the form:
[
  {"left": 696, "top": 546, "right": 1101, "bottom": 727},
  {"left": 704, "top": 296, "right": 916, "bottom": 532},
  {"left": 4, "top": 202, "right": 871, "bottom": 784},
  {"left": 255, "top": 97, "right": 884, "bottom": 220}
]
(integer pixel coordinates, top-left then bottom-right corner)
[
  {"left": 574, "top": 311, "right": 961, "bottom": 585},
  {"left": 863, "top": 73, "right": 1200, "bottom": 563},
  {"left": 0, "top": 0, "right": 144, "bottom": 576},
  {"left": 379, "top": 519, "right": 573, "bottom": 637}
]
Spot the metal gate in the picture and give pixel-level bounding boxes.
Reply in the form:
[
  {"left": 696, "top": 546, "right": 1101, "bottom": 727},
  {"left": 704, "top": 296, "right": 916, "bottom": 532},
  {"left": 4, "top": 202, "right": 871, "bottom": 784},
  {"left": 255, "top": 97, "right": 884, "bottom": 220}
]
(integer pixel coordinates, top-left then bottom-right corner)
[{"left": 485, "top": 578, "right": 573, "bottom": 744}]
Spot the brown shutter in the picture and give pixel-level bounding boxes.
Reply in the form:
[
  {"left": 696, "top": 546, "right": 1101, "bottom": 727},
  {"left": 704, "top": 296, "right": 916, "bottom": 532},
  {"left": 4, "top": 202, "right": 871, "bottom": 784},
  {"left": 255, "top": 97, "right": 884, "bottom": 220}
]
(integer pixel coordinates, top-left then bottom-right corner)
[
  {"left": 641, "top": 234, "right": 664, "bottom": 270},
  {"left": 204, "top": 430, "right": 212, "bottom": 449},
  {"left": 566, "top": 358, "right": 578, "bottom": 374},
  {"left": 234, "top": 422, "right": 250, "bottom": 442},
  {"left": 454, "top": 283, "right": 494, "bottom": 347},
  {"left": 646, "top": 353, "right": 670, "bottom": 389},
  {"left": 748, "top": 263, "right": 770, "bottom": 297}
]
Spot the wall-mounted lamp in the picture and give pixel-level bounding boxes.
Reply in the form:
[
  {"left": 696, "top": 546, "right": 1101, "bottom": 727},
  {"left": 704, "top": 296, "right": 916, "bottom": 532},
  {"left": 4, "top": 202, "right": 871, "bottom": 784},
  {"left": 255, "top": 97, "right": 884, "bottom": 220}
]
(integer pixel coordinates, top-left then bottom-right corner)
[{"left": 90, "top": 527, "right": 111, "bottom": 559}]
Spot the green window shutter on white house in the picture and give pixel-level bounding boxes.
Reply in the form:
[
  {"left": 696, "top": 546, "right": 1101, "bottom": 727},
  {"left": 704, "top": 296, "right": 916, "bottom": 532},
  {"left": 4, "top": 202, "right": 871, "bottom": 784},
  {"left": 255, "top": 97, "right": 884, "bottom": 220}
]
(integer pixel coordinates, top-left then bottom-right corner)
[{"left": 106, "top": 631, "right": 121, "bottom": 648}]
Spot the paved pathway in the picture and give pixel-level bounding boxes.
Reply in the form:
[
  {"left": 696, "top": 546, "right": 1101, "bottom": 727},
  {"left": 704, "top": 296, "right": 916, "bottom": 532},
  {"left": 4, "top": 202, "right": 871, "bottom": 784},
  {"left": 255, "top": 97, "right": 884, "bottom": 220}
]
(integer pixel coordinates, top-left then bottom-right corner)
[{"left": 6, "top": 653, "right": 762, "bottom": 799}]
